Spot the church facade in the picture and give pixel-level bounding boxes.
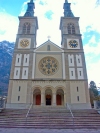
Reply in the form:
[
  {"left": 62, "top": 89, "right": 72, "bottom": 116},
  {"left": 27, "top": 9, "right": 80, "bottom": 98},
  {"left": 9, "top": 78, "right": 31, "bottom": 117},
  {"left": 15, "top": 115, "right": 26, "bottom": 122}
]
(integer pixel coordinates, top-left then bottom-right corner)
[{"left": 7, "top": 0, "right": 91, "bottom": 109}]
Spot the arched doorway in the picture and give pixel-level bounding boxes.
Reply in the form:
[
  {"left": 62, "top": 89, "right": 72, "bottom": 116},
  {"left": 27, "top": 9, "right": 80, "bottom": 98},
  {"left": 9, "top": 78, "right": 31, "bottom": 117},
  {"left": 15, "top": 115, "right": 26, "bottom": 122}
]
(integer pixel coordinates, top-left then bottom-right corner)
[
  {"left": 56, "top": 89, "right": 64, "bottom": 106},
  {"left": 33, "top": 89, "right": 41, "bottom": 105},
  {"left": 45, "top": 89, "right": 52, "bottom": 106},
  {"left": 56, "top": 94, "right": 61, "bottom": 105},
  {"left": 36, "top": 94, "right": 41, "bottom": 105},
  {"left": 46, "top": 94, "right": 51, "bottom": 105}
]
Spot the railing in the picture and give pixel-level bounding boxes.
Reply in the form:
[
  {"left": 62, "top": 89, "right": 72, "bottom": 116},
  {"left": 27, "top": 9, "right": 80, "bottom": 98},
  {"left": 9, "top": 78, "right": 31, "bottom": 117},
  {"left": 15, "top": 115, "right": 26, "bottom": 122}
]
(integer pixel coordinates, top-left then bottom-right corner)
[
  {"left": 0, "top": 96, "right": 7, "bottom": 112},
  {"left": 66, "top": 103, "right": 74, "bottom": 126},
  {"left": 26, "top": 103, "right": 33, "bottom": 121}
]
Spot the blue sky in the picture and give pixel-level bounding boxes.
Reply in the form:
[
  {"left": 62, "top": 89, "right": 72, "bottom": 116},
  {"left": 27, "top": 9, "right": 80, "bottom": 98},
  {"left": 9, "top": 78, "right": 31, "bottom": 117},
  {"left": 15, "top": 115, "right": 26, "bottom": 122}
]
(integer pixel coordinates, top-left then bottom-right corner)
[{"left": 0, "top": 0, "right": 100, "bottom": 87}]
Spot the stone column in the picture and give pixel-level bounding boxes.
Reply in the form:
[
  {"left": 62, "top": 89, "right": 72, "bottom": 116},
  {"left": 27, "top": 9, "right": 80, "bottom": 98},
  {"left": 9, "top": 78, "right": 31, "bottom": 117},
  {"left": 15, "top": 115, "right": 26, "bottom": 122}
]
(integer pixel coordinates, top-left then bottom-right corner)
[
  {"left": 53, "top": 92, "right": 56, "bottom": 106},
  {"left": 64, "top": 93, "right": 67, "bottom": 107},
  {"left": 41, "top": 93, "right": 45, "bottom": 106}
]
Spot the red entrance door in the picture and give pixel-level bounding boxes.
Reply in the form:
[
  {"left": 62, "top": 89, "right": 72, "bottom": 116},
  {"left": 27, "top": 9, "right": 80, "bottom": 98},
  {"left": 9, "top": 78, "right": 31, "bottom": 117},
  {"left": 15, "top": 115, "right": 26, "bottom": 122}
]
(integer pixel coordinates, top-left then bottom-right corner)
[
  {"left": 36, "top": 94, "right": 41, "bottom": 105},
  {"left": 56, "top": 94, "right": 61, "bottom": 105}
]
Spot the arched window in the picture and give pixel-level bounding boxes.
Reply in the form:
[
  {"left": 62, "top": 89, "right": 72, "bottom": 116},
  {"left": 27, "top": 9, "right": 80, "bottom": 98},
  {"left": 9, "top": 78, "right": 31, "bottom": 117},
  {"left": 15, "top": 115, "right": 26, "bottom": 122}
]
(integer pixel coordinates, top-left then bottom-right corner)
[
  {"left": 22, "top": 22, "right": 31, "bottom": 34},
  {"left": 67, "top": 23, "right": 75, "bottom": 34}
]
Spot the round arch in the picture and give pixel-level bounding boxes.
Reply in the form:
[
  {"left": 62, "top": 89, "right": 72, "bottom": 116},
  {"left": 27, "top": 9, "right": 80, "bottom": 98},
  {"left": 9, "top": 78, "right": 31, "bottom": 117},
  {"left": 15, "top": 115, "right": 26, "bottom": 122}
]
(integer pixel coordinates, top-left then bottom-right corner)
[
  {"left": 55, "top": 86, "right": 65, "bottom": 106},
  {"left": 33, "top": 86, "right": 42, "bottom": 105},
  {"left": 44, "top": 86, "right": 53, "bottom": 106}
]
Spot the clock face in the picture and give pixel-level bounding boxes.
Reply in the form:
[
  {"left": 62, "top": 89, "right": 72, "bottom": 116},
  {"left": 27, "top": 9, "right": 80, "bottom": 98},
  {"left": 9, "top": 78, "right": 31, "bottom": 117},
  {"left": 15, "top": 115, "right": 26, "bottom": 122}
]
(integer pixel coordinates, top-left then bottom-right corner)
[
  {"left": 20, "top": 39, "right": 29, "bottom": 48},
  {"left": 39, "top": 57, "right": 59, "bottom": 76},
  {"left": 69, "top": 40, "right": 78, "bottom": 48}
]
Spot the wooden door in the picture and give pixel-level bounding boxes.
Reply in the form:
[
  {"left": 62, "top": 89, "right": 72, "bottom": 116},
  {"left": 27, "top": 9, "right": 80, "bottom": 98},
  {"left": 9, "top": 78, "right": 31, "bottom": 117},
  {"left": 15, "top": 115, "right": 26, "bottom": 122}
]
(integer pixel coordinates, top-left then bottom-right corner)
[
  {"left": 56, "top": 94, "right": 61, "bottom": 105},
  {"left": 36, "top": 94, "right": 41, "bottom": 105}
]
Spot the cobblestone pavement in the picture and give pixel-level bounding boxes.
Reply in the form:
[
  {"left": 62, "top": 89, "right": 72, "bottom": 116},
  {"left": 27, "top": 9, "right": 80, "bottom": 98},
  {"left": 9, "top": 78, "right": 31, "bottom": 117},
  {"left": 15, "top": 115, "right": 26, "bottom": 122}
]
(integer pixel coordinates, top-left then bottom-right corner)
[{"left": 0, "top": 128, "right": 100, "bottom": 133}]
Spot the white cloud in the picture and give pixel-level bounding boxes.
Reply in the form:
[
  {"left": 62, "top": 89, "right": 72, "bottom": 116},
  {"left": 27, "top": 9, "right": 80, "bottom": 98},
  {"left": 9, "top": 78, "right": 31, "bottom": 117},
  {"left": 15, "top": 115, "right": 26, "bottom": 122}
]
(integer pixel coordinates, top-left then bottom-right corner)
[
  {"left": 88, "top": 35, "right": 96, "bottom": 44},
  {"left": 84, "top": 36, "right": 100, "bottom": 55},
  {"left": 71, "top": 0, "right": 100, "bottom": 33},
  {"left": 0, "top": 11, "right": 18, "bottom": 42},
  {"left": 87, "top": 60, "right": 100, "bottom": 85}
]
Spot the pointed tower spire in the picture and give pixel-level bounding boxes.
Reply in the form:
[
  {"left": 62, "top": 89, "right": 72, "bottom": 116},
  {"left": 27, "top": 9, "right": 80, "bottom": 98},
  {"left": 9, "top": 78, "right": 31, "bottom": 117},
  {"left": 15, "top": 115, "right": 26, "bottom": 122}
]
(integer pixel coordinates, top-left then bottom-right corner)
[
  {"left": 24, "top": 0, "right": 35, "bottom": 17},
  {"left": 63, "top": 0, "right": 74, "bottom": 17},
  {"left": 65, "top": 0, "right": 68, "bottom": 3},
  {"left": 30, "top": 0, "right": 33, "bottom": 2}
]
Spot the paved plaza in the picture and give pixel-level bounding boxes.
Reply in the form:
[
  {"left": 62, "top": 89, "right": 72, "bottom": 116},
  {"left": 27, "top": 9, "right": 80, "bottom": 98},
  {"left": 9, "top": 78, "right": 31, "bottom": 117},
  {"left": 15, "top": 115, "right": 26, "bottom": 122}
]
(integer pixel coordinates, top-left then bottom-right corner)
[{"left": 0, "top": 128, "right": 100, "bottom": 133}]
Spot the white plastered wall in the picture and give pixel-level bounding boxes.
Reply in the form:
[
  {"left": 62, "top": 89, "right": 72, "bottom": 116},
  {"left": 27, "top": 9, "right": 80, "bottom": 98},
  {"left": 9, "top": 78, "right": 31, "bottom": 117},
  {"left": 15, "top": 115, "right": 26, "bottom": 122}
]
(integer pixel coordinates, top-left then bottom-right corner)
[
  {"left": 15, "top": 54, "right": 22, "bottom": 66},
  {"left": 34, "top": 54, "right": 63, "bottom": 79},
  {"left": 77, "top": 68, "right": 84, "bottom": 79},
  {"left": 23, "top": 54, "right": 30, "bottom": 66},
  {"left": 68, "top": 54, "right": 74, "bottom": 66},
  {"left": 22, "top": 67, "right": 28, "bottom": 79},
  {"left": 70, "top": 81, "right": 86, "bottom": 103},
  {"left": 76, "top": 55, "right": 82, "bottom": 67},
  {"left": 14, "top": 67, "right": 20, "bottom": 79},
  {"left": 69, "top": 68, "right": 76, "bottom": 79},
  {"left": 11, "top": 81, "right": 27, "bottom": 103}
]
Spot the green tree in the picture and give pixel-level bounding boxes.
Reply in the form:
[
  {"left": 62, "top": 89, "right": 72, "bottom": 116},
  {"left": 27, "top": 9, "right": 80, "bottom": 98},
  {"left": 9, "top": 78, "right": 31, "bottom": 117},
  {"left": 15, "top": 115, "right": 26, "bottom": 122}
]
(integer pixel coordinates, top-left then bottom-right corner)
[{"left": 89, "top": 81, "right": 99, "bottom": 106}]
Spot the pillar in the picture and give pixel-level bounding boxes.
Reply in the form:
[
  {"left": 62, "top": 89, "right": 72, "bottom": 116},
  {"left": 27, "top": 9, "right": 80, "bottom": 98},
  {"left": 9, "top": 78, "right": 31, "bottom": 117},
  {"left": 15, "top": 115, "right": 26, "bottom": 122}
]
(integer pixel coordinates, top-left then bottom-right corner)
[
  {"left": 53, "top": 92, "right": 56, "bottom": 106},
  {"left": 41, "top": 93, "right": 45, "bottom": 106},
  {"left": 64, "top": 93, "right": 67, "bottom": 106}
]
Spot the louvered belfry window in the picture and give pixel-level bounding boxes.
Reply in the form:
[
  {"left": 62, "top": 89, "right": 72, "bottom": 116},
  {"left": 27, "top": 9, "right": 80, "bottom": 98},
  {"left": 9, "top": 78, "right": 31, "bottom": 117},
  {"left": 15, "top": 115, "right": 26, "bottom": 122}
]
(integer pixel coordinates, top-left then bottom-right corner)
[
  {"left": 22, "top": 22, "right": 31, "bottom": 34},
  {"left": 67, "top": 23, "right": 75, "bottom": 34}
]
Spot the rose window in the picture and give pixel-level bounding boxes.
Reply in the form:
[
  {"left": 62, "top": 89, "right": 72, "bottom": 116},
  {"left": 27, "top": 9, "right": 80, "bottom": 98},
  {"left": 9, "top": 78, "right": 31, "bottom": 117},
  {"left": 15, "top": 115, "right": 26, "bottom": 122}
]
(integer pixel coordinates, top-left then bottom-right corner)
[{"left": 39, "top": 57, "right": 59, "bottom": 76}]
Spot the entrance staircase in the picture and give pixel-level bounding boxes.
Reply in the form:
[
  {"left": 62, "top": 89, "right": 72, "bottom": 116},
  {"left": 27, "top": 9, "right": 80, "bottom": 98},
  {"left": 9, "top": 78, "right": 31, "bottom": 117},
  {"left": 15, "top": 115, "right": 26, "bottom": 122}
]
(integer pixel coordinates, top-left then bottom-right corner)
[{"left": 0, "top": 106, "right": 100, "bottom": 129}]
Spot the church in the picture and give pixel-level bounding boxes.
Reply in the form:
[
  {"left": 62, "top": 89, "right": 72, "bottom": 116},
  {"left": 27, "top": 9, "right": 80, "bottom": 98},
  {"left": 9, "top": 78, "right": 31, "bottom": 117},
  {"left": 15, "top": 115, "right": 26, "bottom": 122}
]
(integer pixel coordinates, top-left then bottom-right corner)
[{"left": 7, "top": 0, "right": 91, "bottom": 109}]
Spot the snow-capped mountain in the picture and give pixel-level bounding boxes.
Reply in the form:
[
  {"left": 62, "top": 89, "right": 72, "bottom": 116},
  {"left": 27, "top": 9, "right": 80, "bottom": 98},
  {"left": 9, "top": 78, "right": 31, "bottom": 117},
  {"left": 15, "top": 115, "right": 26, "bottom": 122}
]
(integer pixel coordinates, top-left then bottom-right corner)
[{"left": 0, "top": 41, "right": 14, "bottom": 95}]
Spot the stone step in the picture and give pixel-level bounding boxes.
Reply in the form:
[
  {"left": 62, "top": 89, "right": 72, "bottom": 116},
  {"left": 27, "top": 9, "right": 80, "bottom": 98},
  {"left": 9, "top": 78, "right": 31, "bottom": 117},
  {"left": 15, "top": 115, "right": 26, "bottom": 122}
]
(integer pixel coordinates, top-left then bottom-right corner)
[{"left": 0, "top": 108, "right": 100, "bottom": 129}]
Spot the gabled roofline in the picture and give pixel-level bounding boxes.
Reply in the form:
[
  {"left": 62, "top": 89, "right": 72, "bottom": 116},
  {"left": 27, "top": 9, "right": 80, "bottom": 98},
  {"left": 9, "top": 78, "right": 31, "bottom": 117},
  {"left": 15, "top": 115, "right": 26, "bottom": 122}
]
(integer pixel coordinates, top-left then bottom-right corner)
[{"left": 34, "top": 40, "right": 63, "bottom": 52}]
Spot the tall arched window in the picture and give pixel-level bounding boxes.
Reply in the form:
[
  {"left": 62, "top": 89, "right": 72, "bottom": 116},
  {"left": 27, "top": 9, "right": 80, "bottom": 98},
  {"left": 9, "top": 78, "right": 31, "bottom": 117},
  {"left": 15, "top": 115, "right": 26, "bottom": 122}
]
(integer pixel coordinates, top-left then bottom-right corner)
[
  {"left": 67, "top": 23, "right": 75, "bottom": 34},
  {"left": 22, "top": 22, "right": 31, "bottom": 34}
]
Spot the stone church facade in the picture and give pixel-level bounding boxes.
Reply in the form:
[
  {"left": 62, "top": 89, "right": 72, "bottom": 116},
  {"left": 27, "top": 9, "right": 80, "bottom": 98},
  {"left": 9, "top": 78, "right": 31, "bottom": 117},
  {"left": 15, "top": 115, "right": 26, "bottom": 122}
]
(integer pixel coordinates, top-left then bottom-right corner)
[{"left": 7, "top": 0, "right": 91, "bottom": 109}]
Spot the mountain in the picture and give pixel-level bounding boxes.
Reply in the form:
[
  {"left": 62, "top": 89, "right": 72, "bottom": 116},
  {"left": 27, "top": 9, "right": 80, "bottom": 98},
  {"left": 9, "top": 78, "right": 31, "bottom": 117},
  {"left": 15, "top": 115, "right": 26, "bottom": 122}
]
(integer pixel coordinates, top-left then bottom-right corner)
[{"left": 0, "top": 41, "right": 14, "bottom": 96}]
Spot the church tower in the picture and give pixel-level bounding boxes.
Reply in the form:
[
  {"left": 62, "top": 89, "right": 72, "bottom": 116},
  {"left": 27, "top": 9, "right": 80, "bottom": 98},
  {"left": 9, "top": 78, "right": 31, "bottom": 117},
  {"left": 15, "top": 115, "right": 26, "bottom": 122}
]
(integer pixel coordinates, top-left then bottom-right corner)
[
  {"left": 60, "top": 0, "right": 90, "bottom": 108},
  {"left": 7, "top": 0, "right": 91, "bottom": 109},
  {"left": 7, "top": 0, "right": 38, "bottom": 108}
]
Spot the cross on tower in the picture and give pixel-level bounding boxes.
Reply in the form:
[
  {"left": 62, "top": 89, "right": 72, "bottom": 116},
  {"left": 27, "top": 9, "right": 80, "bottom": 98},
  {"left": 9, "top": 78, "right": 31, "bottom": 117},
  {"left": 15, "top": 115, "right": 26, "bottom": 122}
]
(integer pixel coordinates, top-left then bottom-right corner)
[{"left": 47, "top": 36, "right": 51, "bottom": 40}]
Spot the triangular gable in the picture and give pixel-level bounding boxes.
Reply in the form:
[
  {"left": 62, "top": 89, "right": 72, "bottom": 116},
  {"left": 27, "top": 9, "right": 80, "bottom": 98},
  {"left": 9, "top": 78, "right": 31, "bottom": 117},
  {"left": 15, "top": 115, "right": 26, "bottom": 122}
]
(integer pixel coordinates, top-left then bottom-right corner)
[{"left": 35, "top": 40, "right": 63, "bottom": 52}]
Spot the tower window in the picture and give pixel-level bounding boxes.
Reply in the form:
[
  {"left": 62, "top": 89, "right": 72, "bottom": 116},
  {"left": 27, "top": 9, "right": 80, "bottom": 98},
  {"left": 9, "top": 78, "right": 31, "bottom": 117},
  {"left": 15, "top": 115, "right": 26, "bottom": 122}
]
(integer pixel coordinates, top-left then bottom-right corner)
[
  {"left": 79, "top": 71, "right": 81, "bottom": 76},
  {"left": 67, "top": 23, "right": 75, "bottom": 34},
  {"left": 19, "top": 86, "right": 21, "bottom": 91},
  {"left": 47, "top": 45, "right": 50, "bottom": 51},
  {"left": 77, "top": 87, "right": 79, "bottom": 92},
  {"left": 16, "top": 70, "right": 18, "bottom": 75},
  {"left": 77, "top": 96, "right": 79, "bottom": 101},
  {"left": 24, "top": 70, "right": 26, "bottom": 75},
  {"left": 78, "top": 59, "right": 80, "bottom": 63},
  {"left": 68, "top": 25, "right": 71, "bottom": 34},
  {"left": 18, "top": 96, "right": 20, "bottom": 101},
  {"left": 22, "top": 22, "right": 31, "bottom": 34},
  {"left": 72, "top": 25, "right": 75, "bottom": 34},
  {"left": 18, "top": 58, "right": 19, "bottom": 63},
  {"left": 25, "top": 58, "right": 27, "bottom": 63},
  {"left": 71, "top": 71, "right": 73, "bottom": 76},
  {"left": 70, "top": 58, "right": 72, "bottom": 63}
]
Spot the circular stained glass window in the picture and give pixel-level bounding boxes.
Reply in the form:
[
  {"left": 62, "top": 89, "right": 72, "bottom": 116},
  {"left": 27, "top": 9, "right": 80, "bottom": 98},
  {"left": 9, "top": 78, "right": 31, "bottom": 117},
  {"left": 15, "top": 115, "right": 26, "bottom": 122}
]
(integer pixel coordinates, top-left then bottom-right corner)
[{"left": 39, "top": 57, "right": 59, "bottom": 76}]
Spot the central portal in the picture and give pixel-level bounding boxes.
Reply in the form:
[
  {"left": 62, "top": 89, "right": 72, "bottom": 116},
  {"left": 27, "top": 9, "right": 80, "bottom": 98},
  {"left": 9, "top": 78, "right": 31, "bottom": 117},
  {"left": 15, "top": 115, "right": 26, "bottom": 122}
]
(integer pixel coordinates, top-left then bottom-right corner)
[{"left": 46, "top": 95, "right": 51, "bottom": 105}]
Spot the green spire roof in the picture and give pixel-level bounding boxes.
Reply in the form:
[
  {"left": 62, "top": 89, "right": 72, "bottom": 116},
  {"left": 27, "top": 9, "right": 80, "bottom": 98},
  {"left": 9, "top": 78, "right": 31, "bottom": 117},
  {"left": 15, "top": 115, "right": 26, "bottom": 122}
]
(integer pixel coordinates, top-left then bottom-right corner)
[
  {"left": 24, "top": 0, "right": 35, "bottom": 17},
  {"left": 63, "top": 0, "right": 74, "bottom": 17}
]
